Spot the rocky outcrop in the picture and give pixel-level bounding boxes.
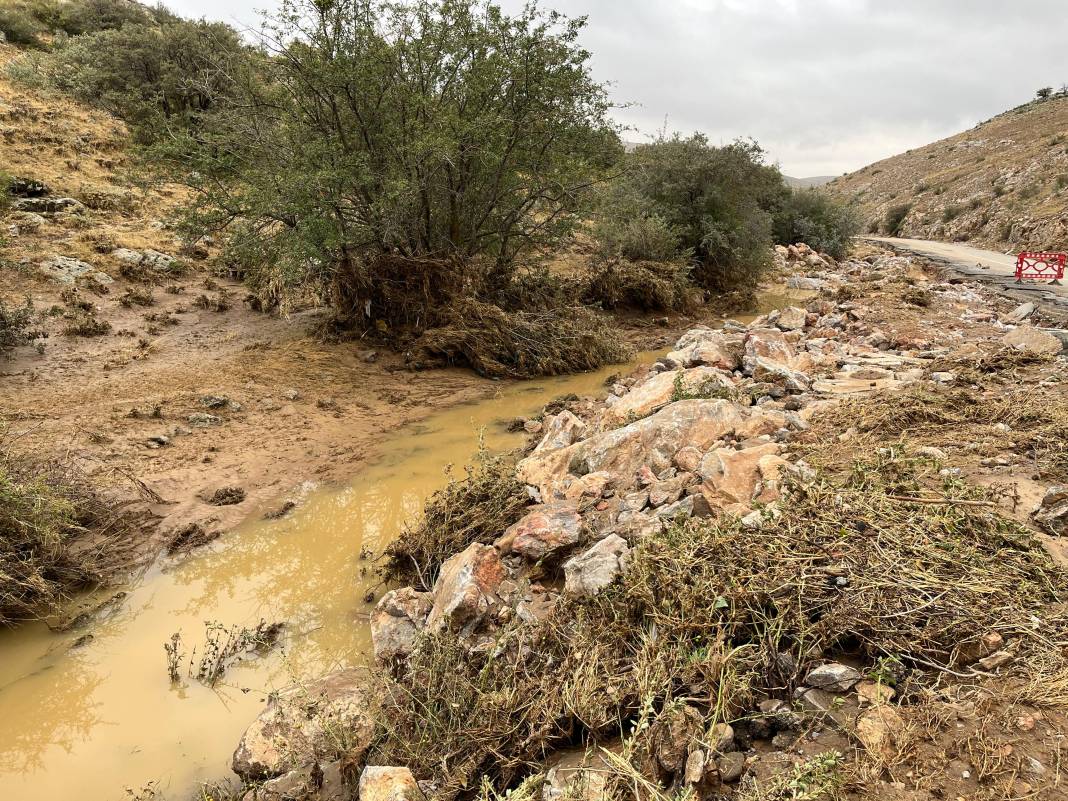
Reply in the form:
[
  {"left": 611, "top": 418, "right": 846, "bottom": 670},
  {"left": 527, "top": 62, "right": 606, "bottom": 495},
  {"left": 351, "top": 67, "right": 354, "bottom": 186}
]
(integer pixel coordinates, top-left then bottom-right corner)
[
  {"left": 495, "top": 502, "right": 583, "bottom": 561},
  {"left": 604, "top": 366, "right": 734, "bottom": 425},
  {"left": 232, "top": 670, "right": 377, "bottom": 780}
]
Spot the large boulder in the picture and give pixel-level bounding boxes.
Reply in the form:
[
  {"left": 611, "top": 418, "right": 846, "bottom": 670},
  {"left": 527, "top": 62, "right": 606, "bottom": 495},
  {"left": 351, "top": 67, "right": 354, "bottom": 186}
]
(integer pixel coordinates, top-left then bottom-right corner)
[
  {"left": 232, "top": 670, "right": 377, "bottom": 780},
  {"left": 39, "top": 255, "right": 112, "bottom": 285},
  {"left": 427, "top": 543, "right": 506, "bottom": 633},
  {"left": 604, "top": 367, "right": 734, "bottom": 425},
  {"left": 358, "top": 766, "right": 425, "bottom": 801},
  {"left": 370, "top": 588, "right": 433, "bottom": 662},
  {"left": 697, "top": 442, "right": 781, "bottom": 508},
  {"left": 533, "top": 410, "right": 587, "bottom": 453},
  {"left": 495, "top": 502, "right": 583, "bottom": 561},
  {"left": 517, "top": 400, "right": 784, "bottom": 500},
  {"left": 664, "top": 331, "right": 743, "bottom": 371},
  {"left": 563, "top": 534, "right": 630, "bottom": 597},
  {"left": 1002, "top": 326, "right": 1064, "bottom": 356}
]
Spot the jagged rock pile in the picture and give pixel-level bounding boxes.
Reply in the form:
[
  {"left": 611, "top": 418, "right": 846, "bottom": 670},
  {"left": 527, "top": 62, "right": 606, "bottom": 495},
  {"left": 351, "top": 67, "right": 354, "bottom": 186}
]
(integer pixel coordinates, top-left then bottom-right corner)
[{"left": 230, "top": 248, "right": 1068, "bottom": 800}]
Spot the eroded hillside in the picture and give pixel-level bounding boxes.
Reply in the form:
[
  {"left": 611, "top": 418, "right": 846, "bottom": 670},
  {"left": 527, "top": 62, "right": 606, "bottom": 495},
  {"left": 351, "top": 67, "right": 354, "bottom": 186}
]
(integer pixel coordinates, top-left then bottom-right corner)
[{"left": 826, "top": 94, "right": 1068, "bottom": 252}]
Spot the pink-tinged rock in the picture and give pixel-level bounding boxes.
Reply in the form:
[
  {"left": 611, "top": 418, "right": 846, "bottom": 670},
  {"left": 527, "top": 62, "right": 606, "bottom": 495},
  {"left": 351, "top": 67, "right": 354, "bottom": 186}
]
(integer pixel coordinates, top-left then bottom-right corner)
[
  {"left": 427, "top": 543, "right": 506, "bottom": 632},
  {"left": 665, "top": 331, "right": 743, "bottom": 371},
  {"left": 359, "top": 766, "right": 425, "bottom": 801},
  {"left": 495, "top": 502, "right": 582, "bottom": 561},
  {"left": 775, "top": 306, "right": 807, "bottom": 331},
  {"left": 370, "top": 587, "right": 433, "bottom": 662},
  {"left": 745, "top": 327, "right": 796, "bottom": 364},
  {"left": 563, "top": 471, "right": 613, "bottom": 501},
  {"left": 518, "top": 400, "right": 780, "bottom": 499},
  {"left": 647, "top": 472, "right": 696, "bottom": 507},
  {"left": 232, "top": 670, "right": 377, "bottom": 779},
  {"left": 603, "top": 366, "right": 734, "bottom": 425},
  {"left": 744, "top": 355, "right": 812, "bottom": 392},
  {"left": 563, "top": 534, "right": 630, "bottom": 597},
  {"left": 698, "top": 442, "right": 781, "bottom": 508},
  {"left": 674, "top": 446, "right": 703, "bottom": 473},
  {"left": 534, "top": 410, "right": 587, "bottom": 453}
]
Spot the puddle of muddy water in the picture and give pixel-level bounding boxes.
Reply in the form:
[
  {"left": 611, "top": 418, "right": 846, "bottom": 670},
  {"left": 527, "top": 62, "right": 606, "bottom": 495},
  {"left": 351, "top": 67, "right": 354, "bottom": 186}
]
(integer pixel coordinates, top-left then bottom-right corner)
[{"left": 0, "top": 292, "right": 805, "bottom": 801}]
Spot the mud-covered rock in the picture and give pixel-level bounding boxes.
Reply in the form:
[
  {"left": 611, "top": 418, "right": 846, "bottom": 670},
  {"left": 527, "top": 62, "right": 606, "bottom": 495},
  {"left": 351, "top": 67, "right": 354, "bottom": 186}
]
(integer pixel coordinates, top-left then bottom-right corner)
[
  {"left": 1002, "top": 326, "right": 1063, "bottom": 355},
  {"left": 804, "top": 662, "right": 862, "bottom": 692},
  {"left": 232, "top": 670, "right": 377, "bottom": 780},
  {"left": 604, "top": 367, "right": 734, "bottom": 425}
]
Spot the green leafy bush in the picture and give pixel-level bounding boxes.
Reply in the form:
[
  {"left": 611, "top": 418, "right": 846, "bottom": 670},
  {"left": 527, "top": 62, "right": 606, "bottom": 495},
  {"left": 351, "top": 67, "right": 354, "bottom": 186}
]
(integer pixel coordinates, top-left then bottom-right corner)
[
  {"left": 8, "top": 15, "right": 247, "bottom": 142},
  {"left": 0, "top": 297, "right": 45, "bottom": 353},
  {"left": 770, "top": 189, "right": 860, "bottom": 259},
  {"left": 882, "top": 202, "right": 912, "bottom": 235},
  {"left": 596, "top": 134, "right": 783, "bottom": 293},
  {"left": 161, "top": 0, "right": 621, "bottom": 322}
]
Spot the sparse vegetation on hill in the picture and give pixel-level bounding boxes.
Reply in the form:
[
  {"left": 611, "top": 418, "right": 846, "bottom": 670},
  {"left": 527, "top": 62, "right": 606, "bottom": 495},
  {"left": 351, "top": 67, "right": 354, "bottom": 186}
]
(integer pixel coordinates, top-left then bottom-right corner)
[{"left": 826, "top": 92, "right": 1068, "bottom": 251}]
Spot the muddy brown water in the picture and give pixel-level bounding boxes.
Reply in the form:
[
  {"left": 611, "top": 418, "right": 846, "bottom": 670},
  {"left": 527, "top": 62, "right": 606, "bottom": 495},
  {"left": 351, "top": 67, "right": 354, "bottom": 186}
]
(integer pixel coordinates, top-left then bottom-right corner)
[{"left": 0, "top": 294, "right": 803, "bottom": 801}]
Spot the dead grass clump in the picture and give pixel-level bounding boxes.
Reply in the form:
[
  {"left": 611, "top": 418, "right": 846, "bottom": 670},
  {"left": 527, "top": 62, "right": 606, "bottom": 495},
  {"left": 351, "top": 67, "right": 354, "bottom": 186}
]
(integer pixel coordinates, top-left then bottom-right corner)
[
  {"left": 410, "top": 299, "right": 633, "bottom": 378},
  {"left": 926, "top": 347, "right": 1053, "bottom": 385},
  {"left": 809, "top": 384, "right": 1068, "bottom": 480},
  {"left": 119, "top": 288, "right": 155, "bottom": 307},
  {"left": 0, "top": 447, "right": 126, "bottom": 622},
  {"left": 383, "top": 451, "right": 528, "bottom": 590},
  {"left": 372, "top": 453, "right": 1065, "bottom": 799},
  {"left": 193, "top": 292, "right": 233, "bottom": 312},
  {"left": 62, "top": 311, "right": 111, "bottom": 336},
  {"left": 583, "top": 259, "right": 697, "bottom": 313}
]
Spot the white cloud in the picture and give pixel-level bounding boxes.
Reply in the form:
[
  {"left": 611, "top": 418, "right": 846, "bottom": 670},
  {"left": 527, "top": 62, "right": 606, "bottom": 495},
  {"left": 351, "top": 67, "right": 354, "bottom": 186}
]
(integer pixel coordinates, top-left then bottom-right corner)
[{"left": 165, "top": 0, "right": 1068, "bottom": 176}]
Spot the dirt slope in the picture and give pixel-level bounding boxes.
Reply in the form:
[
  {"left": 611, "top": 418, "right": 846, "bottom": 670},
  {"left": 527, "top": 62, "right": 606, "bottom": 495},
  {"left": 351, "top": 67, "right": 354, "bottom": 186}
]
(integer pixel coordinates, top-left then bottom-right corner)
[{"left": 826, "top": 93, "right": 1068, "bottom": 253}]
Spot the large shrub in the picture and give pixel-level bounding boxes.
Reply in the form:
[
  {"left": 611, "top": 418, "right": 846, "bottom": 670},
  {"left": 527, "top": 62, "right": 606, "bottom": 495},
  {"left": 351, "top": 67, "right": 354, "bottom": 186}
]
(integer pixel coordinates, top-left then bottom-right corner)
[
  {"left": 8, "top": 14, "right": 246, "bottom": 141},
  {"left": 162, "top": 0, "right": 621, "bottom": 324},
  {"left": 0, "top": 0, "right": 153, "bottom": 48},
  {"left": 771, "top": 189, "right": 861, "bottom": 259},
  {"left": 596, "top": 135, "right": 784, "bottom": 293}
]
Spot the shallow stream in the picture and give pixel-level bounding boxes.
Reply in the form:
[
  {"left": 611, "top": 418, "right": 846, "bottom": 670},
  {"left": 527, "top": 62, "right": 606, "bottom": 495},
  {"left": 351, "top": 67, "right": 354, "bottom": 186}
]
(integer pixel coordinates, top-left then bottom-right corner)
[{"left": 0, "top": 293, "right": 801, "bottom": 801}]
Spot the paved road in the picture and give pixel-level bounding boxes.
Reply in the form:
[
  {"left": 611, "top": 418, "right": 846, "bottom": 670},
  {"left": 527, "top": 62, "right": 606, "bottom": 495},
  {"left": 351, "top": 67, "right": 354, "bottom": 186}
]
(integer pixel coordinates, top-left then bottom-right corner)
[{"left": 864, "top": 236, "right": 1068, "bottom": 313}]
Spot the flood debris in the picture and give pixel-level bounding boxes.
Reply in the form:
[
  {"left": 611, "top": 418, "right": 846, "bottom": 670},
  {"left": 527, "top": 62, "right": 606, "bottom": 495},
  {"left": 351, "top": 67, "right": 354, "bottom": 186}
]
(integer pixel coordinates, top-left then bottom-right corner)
[{"left": 224, "top": 244, "right": 1068, "bottom": 801}]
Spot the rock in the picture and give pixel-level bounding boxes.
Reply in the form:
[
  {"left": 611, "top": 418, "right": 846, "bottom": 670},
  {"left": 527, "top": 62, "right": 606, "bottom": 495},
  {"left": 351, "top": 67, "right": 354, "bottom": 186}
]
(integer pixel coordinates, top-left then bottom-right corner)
[
  {"left": 716, "top": 751, "right": 747, "bottom": 783},
  {"left": 603, "top": 366, "right": 733, "bottom": 425},
  {"left": 855, "top": 706, "right": 905, "bottom": 758},
  {"left": 427, "top": 543, "right": 505, "bottom": 633},
  {"left": 533, "top": 411, "right": 587, "bottom": 453},
  {"left": 804, "top": 662, "right": 862, "bottom": 692},
  {"left": 39, "top": 255, "right": 112, "bottom": 285},
  {"left": 775, "top": 306, "right": 808, "bottom": 331},
  {"left": 359, "top": 767, "right": 424, "bottom": 801},
  {"left": 200, "top": 394, "right": 230, "bottom": 409},
  {"left": 1002, "top": 326, "right": 1063, "bottom": 356},
  {"left": 1006, "top": 302, "right": 1036, "bottom": 322},
  {"left": 930, "top": 371, "right": 956, "bottom": 384},
  {"left": 232, "top": 670, "right": 376, "bottom": 779},
  {"left": 563, "top": 534, "right": 630, "bottom": 597},
  {"left": 652, "top": 705, "right": 703, "bottom": 772},
  {"left": 683, "top": 749, "right": 707, "bottom": 784},
  {"left": 518, "top": 400, "right": 782, "bottom": 500},
  {"left": 563, "top": 471, "right": 613, "bottom": 502},
  {"left": 917, "top": 446, "right": 947, "bottom": 460},
  {"left": 370, "top": 588, "right": 433, "bottom": 661},
  {"left": 543, "top": 747, "right": 614, "bottom": 801},
  {"left": 673, "top": 446, "right": 702, "bottom": 473},
  {"left": 856, "top": 680, "right": 895, "bottom": 707},
  {"left": 697, "top": 442, "right": 781, "bottom": 508},
  {"left": 665, "top": 330, "right": 743, "bottom": 371},
  {"left": 283, "top": 388, "right": 302, "bottom": 401},
  {"left": 653, "top": 494, "right": 695, "bottom": 520},
  {"left": 709, "top": 722, "right": 734, "bottom": 753},
  {"left": 523, "top": 419, "right": 544, "bottom": 435},
  {"left": 14, "top": 196, "right": 85, "bottom": 214},
  {"left": 744, "top": 355, "right": 812, "bottom": 392},
  {"left": 113, "top": 247, "right": 177, "bottom": 272},
  {"left": 254, "top": 762, "right": 346, "bottom": 801},
  {"left": 188, "top": 412, "right": 222, "bottom": 426},
  {"left": 1035, "top": 485, "right": 1068, "bottom": 533},
  {"left": 647, "top": 473, "right": 694, "bottom": 507},
  {"left": 495, "top": 503, "right": 582, "bottom": 561}
]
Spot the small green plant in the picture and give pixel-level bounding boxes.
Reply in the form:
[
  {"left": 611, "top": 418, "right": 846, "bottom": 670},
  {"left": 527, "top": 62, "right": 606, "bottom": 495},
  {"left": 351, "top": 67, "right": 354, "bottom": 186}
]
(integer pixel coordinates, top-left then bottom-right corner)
[
  {"left": 882, "top": 202, "right": 912, "bottom": 235},
  {"left": 942, "top": 203, "right": 964, "bottom": 222},
  {"left": 0, "top": 297, "right": 45, "bottom": 354}
]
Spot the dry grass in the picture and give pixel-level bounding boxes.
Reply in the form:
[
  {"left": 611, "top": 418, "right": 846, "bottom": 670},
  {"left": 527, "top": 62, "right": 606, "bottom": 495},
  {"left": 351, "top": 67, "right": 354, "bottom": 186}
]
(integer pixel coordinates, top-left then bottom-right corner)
[
  {"left": 0, "top": 442, "right": 129, "bottom": 621},
  {"left": 383, "top": 449, "right": 529, "bottom": 590},
  {"left": 370, "top": 451, "right": 1067, "bottom": 800}
]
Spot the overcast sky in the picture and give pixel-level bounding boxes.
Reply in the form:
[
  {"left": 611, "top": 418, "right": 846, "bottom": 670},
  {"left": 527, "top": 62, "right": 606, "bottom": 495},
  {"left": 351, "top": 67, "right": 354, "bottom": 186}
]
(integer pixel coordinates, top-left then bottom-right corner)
[{"left": 167, "top": 0, "right": 1067, "bottom": 177}]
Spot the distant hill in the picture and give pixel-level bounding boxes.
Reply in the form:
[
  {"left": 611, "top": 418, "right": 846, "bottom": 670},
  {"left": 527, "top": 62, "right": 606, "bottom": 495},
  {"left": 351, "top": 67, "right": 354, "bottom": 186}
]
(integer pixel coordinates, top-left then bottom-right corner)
[
  {"left": 784, "top": 175, "right": 835, "bottom": 189},
  {"left": 824, "top": 94, "right": 1068, "bottom": 252}
]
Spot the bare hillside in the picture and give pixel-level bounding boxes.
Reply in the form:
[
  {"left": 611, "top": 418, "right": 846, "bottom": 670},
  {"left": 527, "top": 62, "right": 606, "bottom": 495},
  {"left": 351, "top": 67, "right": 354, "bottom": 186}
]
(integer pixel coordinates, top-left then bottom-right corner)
[{"left": 826, "top": 94, "right": 1068, "bottom": 252}]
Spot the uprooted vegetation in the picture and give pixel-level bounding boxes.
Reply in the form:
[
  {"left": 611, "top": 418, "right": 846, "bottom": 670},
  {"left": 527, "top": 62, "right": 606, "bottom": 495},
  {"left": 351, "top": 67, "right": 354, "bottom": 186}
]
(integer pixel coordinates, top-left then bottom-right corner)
[
  {"left": 368, "top": 452, "right": 1066, "bottom": 800},
  {"left": 384, "top": 451, "right": 529, "bottom": 590},
  {"left": 0, "top": 445, "right": 128, "bottom": 622}
]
